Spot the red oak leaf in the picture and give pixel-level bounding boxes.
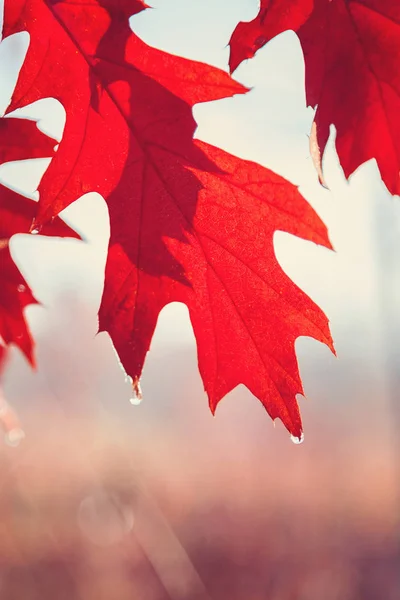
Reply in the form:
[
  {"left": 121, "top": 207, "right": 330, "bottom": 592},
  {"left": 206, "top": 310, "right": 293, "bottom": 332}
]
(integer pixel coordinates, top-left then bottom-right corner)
[
  {"left": 3, "top": 0, "right": 243, "bottom": 224},
  {"left": 100, "top": 141, "right": 334, "bottom": 437},
  {"left": 4, "top": 0, "right": 333, "bottom": 435},
  {"left": 229, "top": 0, "right": 400, "bottom": 195},
  {"left": 0, "top": 110, "right": 60, "bottom": 361},
  {"left": 0, "top": 185, "right": 79, "bottom": 363}
]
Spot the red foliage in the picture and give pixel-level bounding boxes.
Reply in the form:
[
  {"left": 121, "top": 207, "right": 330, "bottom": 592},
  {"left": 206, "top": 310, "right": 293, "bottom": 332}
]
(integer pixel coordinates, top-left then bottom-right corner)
[
  {"left": 1, "top": 0, "right": 336, "bottom": 436},
  {"left": 0, "top": 114, "right": 77, "bottom": 363},
  {"left": 229, "top": 0, "right": 400, "bottom": 195}
]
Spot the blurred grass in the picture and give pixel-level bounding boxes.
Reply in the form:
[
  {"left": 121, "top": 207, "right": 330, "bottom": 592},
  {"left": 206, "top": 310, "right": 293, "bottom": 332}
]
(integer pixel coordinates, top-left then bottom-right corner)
[
  {"left": 0, "top": 297, "right": 398, "bottom": 599},
  {"left": 0, "top": 400, "right": 396, "bottom": 599}
]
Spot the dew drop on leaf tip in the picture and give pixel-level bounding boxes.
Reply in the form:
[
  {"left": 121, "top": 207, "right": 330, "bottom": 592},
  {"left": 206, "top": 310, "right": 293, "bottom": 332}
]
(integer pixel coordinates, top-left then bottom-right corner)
[
  {"left": 129, "top": 377, "right": 143, "bottom": 406},
  {"left": 290, "top": 432, "right": 304, "bottom": 445}
]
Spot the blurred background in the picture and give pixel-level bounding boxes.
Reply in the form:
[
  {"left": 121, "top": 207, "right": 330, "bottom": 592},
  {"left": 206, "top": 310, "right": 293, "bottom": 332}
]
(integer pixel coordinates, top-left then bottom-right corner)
[{"left": 0, "top": 0, "right": 399, "bottom": 598}]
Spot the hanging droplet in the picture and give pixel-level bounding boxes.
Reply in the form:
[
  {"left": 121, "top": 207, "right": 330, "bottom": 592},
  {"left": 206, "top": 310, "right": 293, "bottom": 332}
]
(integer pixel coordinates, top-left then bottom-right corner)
[
  {"left": 129, "top": 377, "right": 143, "bottom": 406},
  {"left": 290, "top": 432, "right": 304, "bottom": 445},
  {"left": 30, "top": 217, "right": 42, "bottom": 235},
  {"left": 129, "top": 396, "right": 142, "bottom": 406}
]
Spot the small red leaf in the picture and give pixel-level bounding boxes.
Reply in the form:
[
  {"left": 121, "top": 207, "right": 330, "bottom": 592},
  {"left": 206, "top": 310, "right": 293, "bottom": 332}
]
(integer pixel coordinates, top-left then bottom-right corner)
[
  {"left": 0, "top": 93, "right": 76, "bottom": 361},
  {"left": 0, "top": 105, "right": 73, "bottom": 361},
  {"left": 229, "top": 0, "right": 400, "bottom": 195},
  {"left": 0, "top": 185, "right": 79, "bottom": 362}
]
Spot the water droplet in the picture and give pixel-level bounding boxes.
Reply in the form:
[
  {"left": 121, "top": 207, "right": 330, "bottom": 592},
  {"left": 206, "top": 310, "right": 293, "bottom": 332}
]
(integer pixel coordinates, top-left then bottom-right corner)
[
  {"left": 17, "top": 284, "right": 26, "bottom": 293},
  {"left": 31, "top": 228, "right": 39, "bottom": 235},
  {"left": 129, "top": 377, "right": 143, "bottom": 406},
  {"left": 129, "top": 396, "right": 142, "bottom": 406},
  {"left": 77, "top": 490, "right": 134, "bottom": 546},
  {"left": 5, "top": 428, "right": 25, "bottom": 447},
  {"left": 290, "top": 432, "right": 304, "bottom": 445}
]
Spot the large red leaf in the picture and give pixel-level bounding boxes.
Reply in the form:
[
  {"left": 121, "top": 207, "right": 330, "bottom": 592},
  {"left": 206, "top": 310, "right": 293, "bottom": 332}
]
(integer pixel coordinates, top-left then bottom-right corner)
[
  {"left": 229, "top": 0, "right": 400, "bottom": 195},
  {"left": 3, "top": 0, "right": 244, "bottom": 225},
  {"left": 100, "top": 141, "right": 334, "bottom": 437},
  {"left": 4, "top": 0, "right": 333, "bottom": 435}
]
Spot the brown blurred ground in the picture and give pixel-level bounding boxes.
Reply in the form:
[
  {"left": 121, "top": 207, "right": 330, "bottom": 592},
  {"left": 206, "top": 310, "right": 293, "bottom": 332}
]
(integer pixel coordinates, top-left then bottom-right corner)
[{"left": 0, "top": 296, "right": 399, "bottom": 600}]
